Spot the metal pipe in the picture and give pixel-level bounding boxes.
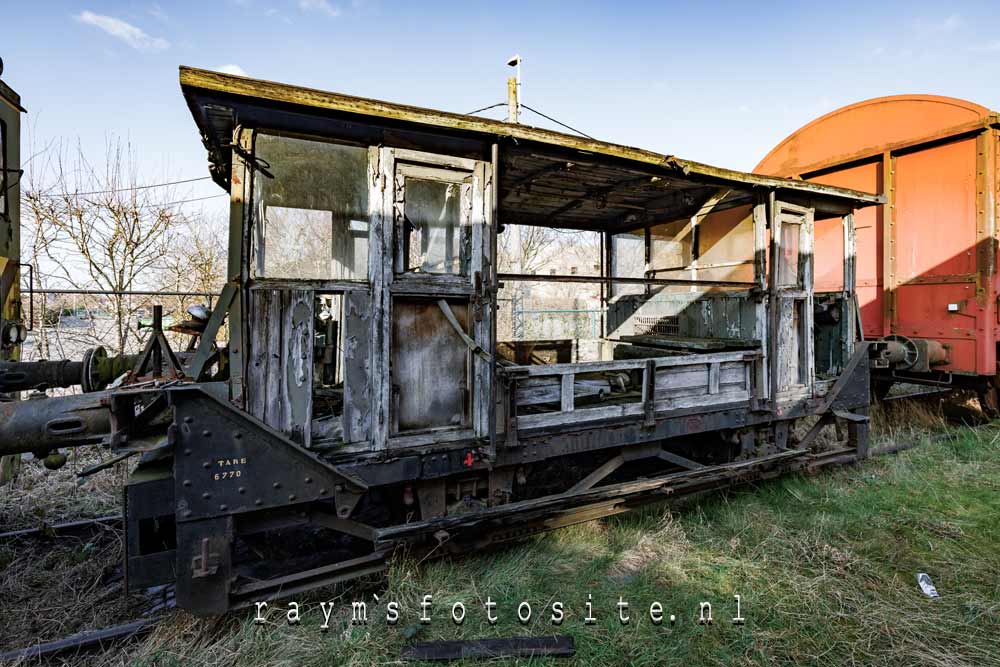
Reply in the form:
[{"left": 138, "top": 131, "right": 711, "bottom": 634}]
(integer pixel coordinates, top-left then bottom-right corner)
[
  {"left": 497, "top": 272, "right": 754, "bottom": 288},
  {"left": 28, "top": 288, "right": 216, "bottom": 297},
  {"left": 0, "top": 349, "right": 138, "bottom": 393},
  {"left": 0, "top": 391, "right": 111, "bottom": 456},
  {"left": 0, "top": 359, "right": 85, "bottom": 392}
]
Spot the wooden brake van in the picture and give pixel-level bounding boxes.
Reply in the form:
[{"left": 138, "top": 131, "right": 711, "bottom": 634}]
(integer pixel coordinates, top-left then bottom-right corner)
[{"left": 108, "top": 67, "right": 884, "bottom": 614}]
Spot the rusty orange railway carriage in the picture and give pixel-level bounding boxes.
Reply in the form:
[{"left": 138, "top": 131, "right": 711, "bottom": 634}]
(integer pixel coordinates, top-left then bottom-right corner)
[{"left": 757, "top": 96, "right": 1000, "bottom": 407}]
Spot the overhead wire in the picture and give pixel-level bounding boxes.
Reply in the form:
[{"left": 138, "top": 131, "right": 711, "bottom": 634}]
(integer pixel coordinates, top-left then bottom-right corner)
[
  {"left": 465, "top": 102, "right": 507, "bottom": 115},
  {"left": 520, "top": 104, "right": 595, "bottom": 140},
  {"left": 464, "top": 99, "right": 596, "bottom": 140},
  {"left": 37, "top": 176, "right": 212, "bottom": 198}
]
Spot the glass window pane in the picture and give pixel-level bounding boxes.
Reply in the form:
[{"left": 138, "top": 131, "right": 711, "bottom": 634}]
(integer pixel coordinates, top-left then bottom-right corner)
[
  {"left": 403, "top": 178, "right": 468, "bottom": 275},
  {"left": 253, "top": 134, "right": 369, "bottom": 280},
  {"left": 777, "top": 223, "right": 800, "bottom": 287},
  {"left": 612, "top": 231, "right": 645, "bottom": 296},
  {"left": 649, "top": 220, "right": 690, "bottom": 273}
]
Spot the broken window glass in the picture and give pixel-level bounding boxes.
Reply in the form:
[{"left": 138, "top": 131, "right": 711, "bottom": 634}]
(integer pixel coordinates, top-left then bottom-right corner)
[
  {"left": 649, "top": 219, "right": 692, "bottom": 274},
  {"left": 311, "top": 292, "right": 344, "bottom": 442},
  {"left": 777, "top": 222, "right": 801, "bottom": 287},
  {"left": 253, "top": 134, "right": 369, "bottom": 280},
  {"left": 611, "top": 231, "right": 645, "bottom": 296},
  {"left": 402, "top": 178, "right": 469, "bottom": 275}
]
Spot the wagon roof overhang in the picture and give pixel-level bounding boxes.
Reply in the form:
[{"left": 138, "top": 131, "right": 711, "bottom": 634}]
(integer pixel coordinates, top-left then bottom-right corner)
[
  {"left": 179, "top": 66, "right": 884, "bottom": 223},
  {"left": 0, "top": 79, "right": 26, "bottom": 113}
]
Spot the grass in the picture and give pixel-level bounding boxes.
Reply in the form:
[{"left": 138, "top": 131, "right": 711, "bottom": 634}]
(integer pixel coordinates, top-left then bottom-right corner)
[{"left": 4, "top": 398, "right": 999, "bottom": 665}]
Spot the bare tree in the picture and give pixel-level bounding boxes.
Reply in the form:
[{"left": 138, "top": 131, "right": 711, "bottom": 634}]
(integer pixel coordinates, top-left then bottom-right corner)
[
  {"left": 22, "top": 138, "right": 189, "bottom": 354},
  {"left": 157, "top": 214, "right": 228, "bottom": 348},
  {"left": 497, "top": 224, "right": 563, "bottom": 275}
]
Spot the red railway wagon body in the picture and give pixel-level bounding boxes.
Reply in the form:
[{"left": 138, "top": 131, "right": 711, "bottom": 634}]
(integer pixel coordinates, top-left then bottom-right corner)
[{"left": 757, "top": 95, "right": 1000, "bottom": 402}]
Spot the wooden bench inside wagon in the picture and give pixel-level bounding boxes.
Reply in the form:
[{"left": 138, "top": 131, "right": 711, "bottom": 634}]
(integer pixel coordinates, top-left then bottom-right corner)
[{"left": 0, "top": 66, "right": 885, "bottom": 616}]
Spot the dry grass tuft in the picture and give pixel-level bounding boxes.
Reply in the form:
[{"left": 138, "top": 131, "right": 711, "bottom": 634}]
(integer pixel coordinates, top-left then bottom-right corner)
[
  {"left": 0, "top": 450, "right": 125, "bottom": 531},
  {"left": 607, "top": 511, "right": 692, "bottom": 584}
]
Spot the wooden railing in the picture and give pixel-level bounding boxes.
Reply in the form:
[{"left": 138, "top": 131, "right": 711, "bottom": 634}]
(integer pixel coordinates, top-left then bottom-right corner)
[{"left": 500, "top": 350, "right": 760, "bottom": 443}]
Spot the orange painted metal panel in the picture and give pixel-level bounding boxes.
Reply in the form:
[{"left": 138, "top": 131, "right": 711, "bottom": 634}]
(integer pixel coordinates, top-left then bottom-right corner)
[
  {"left": 757, "top": 95, "right": 998, "bottom": 378},
  {"left": 894, "top": 140, "right": 978, "bottom": 281}
]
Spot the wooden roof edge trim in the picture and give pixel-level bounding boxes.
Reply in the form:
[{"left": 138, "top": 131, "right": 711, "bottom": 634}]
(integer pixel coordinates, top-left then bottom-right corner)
[
  {"left": 179, "top": 66, "right": 881, "bottom": 206},
  {"left": 0, "top": 80, "right": 26, "bottom": 113}
]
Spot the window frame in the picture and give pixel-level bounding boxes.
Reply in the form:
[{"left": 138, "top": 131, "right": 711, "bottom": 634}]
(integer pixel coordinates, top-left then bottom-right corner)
[{"left": 249, "top": 130, "right": 373, "bottom": 283}]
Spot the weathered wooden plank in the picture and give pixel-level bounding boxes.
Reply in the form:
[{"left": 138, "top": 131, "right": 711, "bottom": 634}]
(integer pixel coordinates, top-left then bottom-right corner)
[
  {"left": 342, "top": 290, "right": 372, "bottom": 444},
  {"left": 569, "top": 455, "right": 624, "bottom": 493},
  {"left": 391, "top": 300, "right": 471, "bottom": 433},
  {"left": 658, "top": 450, "right": 705, "bottom": 469},
  {"left": 515, "top": 378, "right": 610, "bottom": 406},
  {"left": 372, "top": 147, "right": 393, "bottom": 451},
  {"left": 560, "top": 373, "right": 575, "bottom": 412},
  {"left": 622, "top": 334, "right": 759, "bottom": 350},
  {"left": 512, "top": 388, "right": 751, "bottom": 430},
  {"left": 246, "top": 289, "right": 270, "bottom": 422},
  {"left": 282, "top": 289, "right": 313, "bottom": 445},
  {"left": 506, "top": 350, "right": 757, "bottom": 377},
  {"left": 708, "top": 362, "right": 720, "bottom": 394},
  {"left": 653, "top": 363, "right": 745, "bottom": 393},
  {"left": 263, "top": 290, "right": 284, "bottom": 430},
  {"left": 0, "top": 618, "right": 159, "bottom": 662},
  {"left": 471, "top": 160, "right": 490, "bottom": 439},
  {"left": 227, "top": 127, "right": 252, "bottom": 405},
  {"left": 613, "top": 343, "right": 689, "bottom": 360}
]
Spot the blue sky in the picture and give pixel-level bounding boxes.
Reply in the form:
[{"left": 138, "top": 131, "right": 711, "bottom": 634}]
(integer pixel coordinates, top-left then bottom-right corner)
[{"left": 4, "top": 0, "right": 1000, "bottom": 220}]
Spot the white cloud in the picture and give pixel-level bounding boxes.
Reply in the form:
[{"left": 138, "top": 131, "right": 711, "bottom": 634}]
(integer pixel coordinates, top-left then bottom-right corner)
[
  {"left": 299, "top": 0, "right": 340, "bottom": 18},
  {"left": 912, "top": 14, "right": 963, "bottom": 37},
  {"left": 970, "top": 40, "right": 1000, "bottom": 52},
  {"left": 148, "top": 4, "right": 168, "bottom": 22},
  {"left": 265, "top": 7, "right": 294, "bottom": 24},
  {"left": 76, "top": 10, "right": 169, "bottom": 51},
  {"left": 216, "top": 64, "right": 248, "bottom": 77}
]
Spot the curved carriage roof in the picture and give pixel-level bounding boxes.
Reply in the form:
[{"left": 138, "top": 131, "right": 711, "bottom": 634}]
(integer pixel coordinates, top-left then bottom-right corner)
[{"left": 757, "top": 95, "right": 998, "bottom": 178}]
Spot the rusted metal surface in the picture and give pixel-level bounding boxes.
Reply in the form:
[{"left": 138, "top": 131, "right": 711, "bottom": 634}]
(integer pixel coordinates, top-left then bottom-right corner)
[
  {"left": 757, "top": 95, "right": 1000, "bottom": 381},
  {"left": 0, "top": 390, "right": 111, "bottom": 456}
]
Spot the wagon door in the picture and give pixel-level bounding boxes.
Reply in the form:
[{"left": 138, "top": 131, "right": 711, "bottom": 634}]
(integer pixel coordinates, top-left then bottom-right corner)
[
  {"left": 769, "top": 201, "right": 815, "bottom": 401},
  {"left": 381, "top": 149, "right": 492, "bottom": 447}
]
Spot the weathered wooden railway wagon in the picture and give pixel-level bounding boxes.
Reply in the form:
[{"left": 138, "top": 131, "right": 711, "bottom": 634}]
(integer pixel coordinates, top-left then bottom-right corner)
[
  {"left": 757, "top": 96, "right": 1000, "bottom": 405},
  {"left": 1, "top": 67, "right": 882, "bottom": 616}
]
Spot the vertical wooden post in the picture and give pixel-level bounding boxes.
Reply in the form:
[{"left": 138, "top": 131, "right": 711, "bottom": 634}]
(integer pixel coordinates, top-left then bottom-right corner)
[
  {"left": 227, "top": 127, "right": 253, "bottom": 406},
  {"left": 842, "top": 211, "right": 857, "bottom": 363},
  {"left": 561, "top": 373, "right": 575, "bottom": 413},
  {"left": 507, "top": 77, "right": 519, "bottom": 124},
  {"left": 751, "top": 194, "right": 769, "bottom": 407}
]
